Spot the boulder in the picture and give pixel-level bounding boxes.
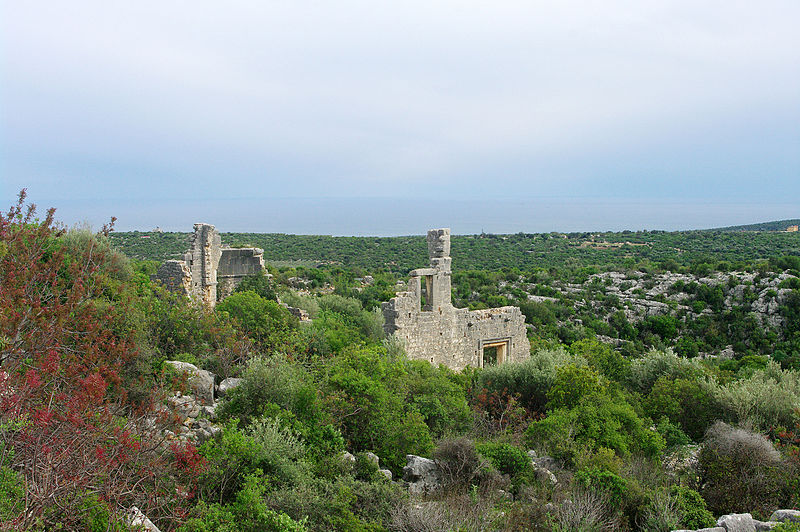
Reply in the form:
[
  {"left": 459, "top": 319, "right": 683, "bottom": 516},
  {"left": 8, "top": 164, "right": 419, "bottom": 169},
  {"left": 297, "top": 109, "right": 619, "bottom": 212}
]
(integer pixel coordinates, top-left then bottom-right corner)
[
  {"left": 340, "top": 452, "right": 356, "bottom": 470},
  {"left": 716, "top": 513, "right": 755, "bottom": 532},
  {"left": 217, "top": 377, "right": 243, "bottom": 397},
  {"left": 378, "top": 469, "right": 393, "bottom": 481},
  {"left": 164, "top": 361, "right": 215, "bottom": 405},
  {"left": 128, "top": 506, "right": 161, "bottom": 532},
  {"left": 403, "top": 455, "right": 440, "bottom": 495},
  {"left": 364, "top": 452, "right": 380, "bottom": 468},
  {"left": 770, "top": 510, "right": 800, "bottom": 523}
]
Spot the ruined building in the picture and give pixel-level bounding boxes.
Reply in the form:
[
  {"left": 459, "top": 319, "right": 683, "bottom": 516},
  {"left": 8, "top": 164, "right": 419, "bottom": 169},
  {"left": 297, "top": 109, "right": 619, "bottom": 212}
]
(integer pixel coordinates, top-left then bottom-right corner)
[
  {"left": 154, "top": 223, "right": 265, "bottom": 307},
  {"left": 382, "top": 229, "right": 530, "bottom": 370}
]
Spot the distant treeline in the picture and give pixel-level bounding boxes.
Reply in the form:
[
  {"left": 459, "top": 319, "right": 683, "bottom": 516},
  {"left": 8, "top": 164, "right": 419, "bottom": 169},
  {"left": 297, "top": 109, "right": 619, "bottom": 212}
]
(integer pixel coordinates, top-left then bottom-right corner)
[{"left": 110, "top": 228, "right": 800, "bottom": 274}]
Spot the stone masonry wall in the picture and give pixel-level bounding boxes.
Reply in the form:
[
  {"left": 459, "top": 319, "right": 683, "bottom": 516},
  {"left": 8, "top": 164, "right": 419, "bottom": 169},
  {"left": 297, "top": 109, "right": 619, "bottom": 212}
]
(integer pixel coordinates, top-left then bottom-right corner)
[
  {"left": 217, "top": 248, "right": 265, "bottom": 299},
  {"left": 383, "top": 228, "right": 530, "bottom": 370},
  {"left": 153, "top": 224, "right": 265, "bottom": 307}
]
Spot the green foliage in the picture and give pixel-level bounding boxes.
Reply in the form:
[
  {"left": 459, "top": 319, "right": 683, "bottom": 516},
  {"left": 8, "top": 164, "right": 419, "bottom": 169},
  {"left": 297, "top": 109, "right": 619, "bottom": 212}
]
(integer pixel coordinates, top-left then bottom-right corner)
[
  {"left": 571, "top": 337, "right": 630, "bottom": 381},
  {"left": 526, "top": 394, "right": 664, "bottom": 467},
  {"left": 669, "top": 485, "right": 715, "bottom": 530},
  {"left": 644, "top": 375, "right": 722, "bottom": 441},
  {"left": 181, "top": 473, "right": 307, "bottom": 532},
  {"left": 574, "top": 468, "right": 628, "bottom": 509},
  {"left": 627, "top": 348, "right": 702, "bottom": 394},
  {"left": 234, "top": 270, "right": 277, "bottom": 301},
  {"left": 546, "top": 364, "right": 606, "bottom": 410},
  {"left": 405, "top": 360, "right": 471, "bottom": 438},
  {"left": 0, "top": 452, "right": 24, "bottom": 522},
  {"left": 476, "top": 442, "right": 532, "bottom": 480},
  {"left": 324, "top": 345, "right": 433, "bottom": 472},
  {"left": 216, "top": 291, "right": 300, "bottom": 353},
  {"left": 475, "top": 347, "right": 585, "bottom": 413},
  {"left": 716, "top": 360, "right": 800, "bottom": 431}
]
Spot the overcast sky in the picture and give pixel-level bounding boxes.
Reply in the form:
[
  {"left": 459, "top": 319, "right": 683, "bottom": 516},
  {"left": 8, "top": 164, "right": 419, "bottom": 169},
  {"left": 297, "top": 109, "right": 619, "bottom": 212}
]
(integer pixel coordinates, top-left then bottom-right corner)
[{"left": 1, "top": 1, "right": 798, "bottom": 233}]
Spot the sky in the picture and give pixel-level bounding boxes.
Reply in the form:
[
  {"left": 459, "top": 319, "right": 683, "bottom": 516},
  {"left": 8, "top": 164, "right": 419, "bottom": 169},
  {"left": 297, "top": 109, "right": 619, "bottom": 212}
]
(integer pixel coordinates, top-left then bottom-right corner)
[{"left": 1, "top": 1, "right": 798, "bottom": 234}]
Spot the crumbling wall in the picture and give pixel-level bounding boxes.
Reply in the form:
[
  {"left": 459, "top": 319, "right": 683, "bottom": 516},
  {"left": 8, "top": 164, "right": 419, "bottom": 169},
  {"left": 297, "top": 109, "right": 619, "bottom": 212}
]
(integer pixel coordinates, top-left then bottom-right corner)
[
  {"left": 153, "top": 224, "right": 265, "bottom": 307},
  {"left": 217, "top": 248, "right": 265, "bottom": 298},
  {"left": 383, "top": 228, "right": 530, "bottom": 370}
]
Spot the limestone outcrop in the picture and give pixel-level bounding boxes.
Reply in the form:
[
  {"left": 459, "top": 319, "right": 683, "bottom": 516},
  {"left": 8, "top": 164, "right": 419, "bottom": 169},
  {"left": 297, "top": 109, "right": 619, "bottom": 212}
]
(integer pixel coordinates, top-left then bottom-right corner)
[{"left": 383, "top": 229, "right": 530, "bottom": 370}]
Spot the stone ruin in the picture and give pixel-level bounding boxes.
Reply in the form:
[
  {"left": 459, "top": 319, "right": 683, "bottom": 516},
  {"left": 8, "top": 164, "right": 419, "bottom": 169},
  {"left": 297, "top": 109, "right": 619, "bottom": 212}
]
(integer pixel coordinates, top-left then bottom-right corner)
[
  {"left": 153, "top": 223, "right": 264, "bottom": 307},
  {"left": 382, "top": 229, "right": 530, "bottom": 370}
]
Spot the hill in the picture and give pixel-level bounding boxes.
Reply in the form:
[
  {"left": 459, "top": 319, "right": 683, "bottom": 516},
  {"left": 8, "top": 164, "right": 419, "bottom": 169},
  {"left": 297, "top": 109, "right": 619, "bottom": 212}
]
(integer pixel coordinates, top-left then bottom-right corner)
[{"left": 713, "top": 219, "right": 800, "bottom": 232}]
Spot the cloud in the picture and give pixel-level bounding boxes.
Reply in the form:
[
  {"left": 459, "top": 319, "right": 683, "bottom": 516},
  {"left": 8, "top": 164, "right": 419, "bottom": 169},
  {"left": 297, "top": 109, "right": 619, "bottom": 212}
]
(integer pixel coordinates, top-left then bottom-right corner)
[{"left": 2, "top": 0, "right": 799, "bottom": 212}]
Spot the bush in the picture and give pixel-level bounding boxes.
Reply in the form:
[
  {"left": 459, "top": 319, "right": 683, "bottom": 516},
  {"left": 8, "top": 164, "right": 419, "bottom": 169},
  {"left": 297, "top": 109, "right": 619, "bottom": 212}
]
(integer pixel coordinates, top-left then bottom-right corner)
[
  {"left": 644, "top": 375, "right": 722, "bottom": 441},
  {"left": 216, "top": 291, "right": 300, "bottom": 353},
  {"left": 699, "top": 421, "right": 789, "bottom": 518},
  {"left": 546, "top": 364, "right": 606, "bottom": 410},
  {"left": 181, "top": 473, "right": 307, "bottom": 532},
  {"left": 476, "top": 347, "right": 585, "bottom": 413},
  {"left": 627, "top": 348, "right": 704, "bottom": 394},
  {"left": 433, "top": 437, "right": 484, "bottom": 490},
  {"left": 670, "top": 485, "right": 715, "bottom": 530},
  {"left": 716, "top": 360, "right": 800, "bottom": 432},
  {"left": 574, "top": 468, "right": 628, "bottom": 509},
  {"left": 476, "top": 442, "right": 532, "bottom": 481},
  {"left": 526, "top": 395, "right": 664, "bottom": 467}
]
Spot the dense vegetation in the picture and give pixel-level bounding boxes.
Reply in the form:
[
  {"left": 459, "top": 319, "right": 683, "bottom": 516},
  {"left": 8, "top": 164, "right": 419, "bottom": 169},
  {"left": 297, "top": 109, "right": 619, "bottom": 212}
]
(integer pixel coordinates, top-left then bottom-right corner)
[
  {"left": 111, "top": 226, "right": 800, "bottom": 273},
  {"left": 3, "top": 194, "right": 800, "bottom": 531}
]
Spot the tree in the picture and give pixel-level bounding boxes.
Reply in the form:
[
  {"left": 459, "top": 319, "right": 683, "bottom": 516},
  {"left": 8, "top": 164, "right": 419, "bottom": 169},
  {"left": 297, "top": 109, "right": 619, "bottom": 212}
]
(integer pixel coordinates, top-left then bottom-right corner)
[{"left": 0, "top": 191, "right": 197, "bottom": 528}]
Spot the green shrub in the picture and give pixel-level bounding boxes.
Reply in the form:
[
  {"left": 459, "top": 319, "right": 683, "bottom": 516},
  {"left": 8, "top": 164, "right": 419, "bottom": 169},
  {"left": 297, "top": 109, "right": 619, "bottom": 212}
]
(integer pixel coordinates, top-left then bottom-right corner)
[
  {"left": 0, "top": 463, "right": 23, "bottom": 523},
  {"left": 716, "top": 360, "right": 800, "bottom": 432},
  {"left": 476, "top": 442, "right": 533, "bottom": 490},
  {"left": 476, "top": 347, "right": 585, "bottom": 413},
  {"left": 181, "top": 473, "right": 307, "bottom": 532},
  {"left": 670, "top": 485, "right": 715, "bottom": 530},
  {"left": 546, "top": 364, "right": 606, "bottom": 410},
  {"left": 216, "top": 291, "right": 299, "bottom": 353},
  {"left": 571, "top": 337, "right": 630, "bottom": 381},
  {"left": 574, "top": 468, "right": 628, "bottom": 509},
  {"left": 627, "top": 348, "right": 702, "bottom": 394},
  {"left": 526, "top": 395, "right": 664, "bottom": 466},
  {"left": 645, "top": 375, "right": 722, "bottom": 441}
]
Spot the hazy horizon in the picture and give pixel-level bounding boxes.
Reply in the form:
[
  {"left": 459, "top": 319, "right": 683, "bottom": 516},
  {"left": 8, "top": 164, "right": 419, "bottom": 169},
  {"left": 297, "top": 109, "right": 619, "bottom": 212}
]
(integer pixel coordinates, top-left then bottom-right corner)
[{"left": 28, "top": 195, "right": 798, "bottom": 237}]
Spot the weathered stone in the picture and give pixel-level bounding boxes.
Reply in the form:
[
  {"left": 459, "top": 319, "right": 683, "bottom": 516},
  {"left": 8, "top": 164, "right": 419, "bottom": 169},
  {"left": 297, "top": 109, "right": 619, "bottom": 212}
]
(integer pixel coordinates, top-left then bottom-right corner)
[
  {"left": 754, "top": 521, "right": 779, "bottom": 531},
  {"left": 770, "top": 510, "right": 800, "bottom": 523},
  {"left": 534, "top": 466, "right": 557, "bottom": 488},
  {"left": 200, "top": 404, "right": 217, "bottom": 420},
  {"left": 378, "top": 469, "right": 393, "bottom": 481},
  {"left": 128, "top": 506, "right": 161, "bottom": 532},
  {"left": 217, "top": 377, "right": 243, "bottom": 397},
  {"left": 164, "top": 361, "right": 216, "bottom": 405},
  {"left": 716, "top": 513, "right": 755, "bottom": 532},
  {"left": 340, "top": 452, "right": 356, "bottom": 470},
  {"left": 403, "top": 454, "right": 441, "bottom": 495},
  {"left": 153, "top": 223, "right": 266, "bottom": 308},
  {"left": 383, "top": 229, "right": 530, "bottom": 370},
  {"left": 364, "top": 452, "right": 380, "bottom": 468}
]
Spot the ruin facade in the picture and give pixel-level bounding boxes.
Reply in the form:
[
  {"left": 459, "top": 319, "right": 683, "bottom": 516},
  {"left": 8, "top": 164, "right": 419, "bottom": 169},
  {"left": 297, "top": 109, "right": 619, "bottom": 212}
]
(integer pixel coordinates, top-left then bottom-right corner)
[
  {"left": 382, "top": 229, "right": 530, "bottom": 370},
  {"left": 154, "top": 223, "right": 265, "bottom": 307}
]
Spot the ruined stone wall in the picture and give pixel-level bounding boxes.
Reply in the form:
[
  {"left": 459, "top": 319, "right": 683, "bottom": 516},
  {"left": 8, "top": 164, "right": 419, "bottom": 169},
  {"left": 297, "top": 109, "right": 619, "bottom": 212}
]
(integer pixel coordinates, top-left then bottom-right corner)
[
  {"left": 153, "top": 260, "right": 192, "bottom": 296},
  {"left": 217, "top": 248, "right": 265, "bottom": 298},
  {"left": 383, "top": 228, "right": 530, "bottom": 370},
  {"left": 153, "top": 224, "right": 265, "bottom": 307}
]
